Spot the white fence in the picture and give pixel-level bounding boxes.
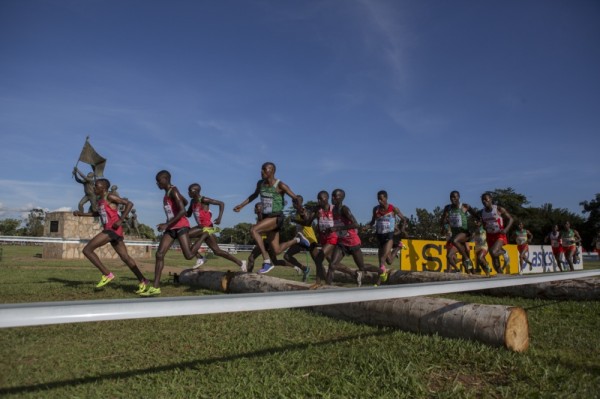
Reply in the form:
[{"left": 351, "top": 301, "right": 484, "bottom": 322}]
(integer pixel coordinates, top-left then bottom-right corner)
[
  {"left": 2, "top": 270, "right": 600, "bottom": 328},
  {"left": 0, "top": 236, "right": 382, "bottom": 254}
]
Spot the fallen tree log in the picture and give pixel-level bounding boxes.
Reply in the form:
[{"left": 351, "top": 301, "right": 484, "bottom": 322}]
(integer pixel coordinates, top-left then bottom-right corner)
[
  {"left": 387, "top": 270, "right": 485, "bottom": 284},
  {"left": 179, "top": 269, "right": 311, "bottom": 293},
  {"left": 331, "top": 268, "right": 485, "bottom": 285},
  {"left": 473, "top": 277, "right": 600, "bottom": 300},
  {"left": 179, "top": 269, "right": 529, "bottom": 352},
  {"left": 310, "top": 297, "right": 528, "bottom": 352},
  {"left": 385, "top": 270, "right": 600, "bottom": 301}
]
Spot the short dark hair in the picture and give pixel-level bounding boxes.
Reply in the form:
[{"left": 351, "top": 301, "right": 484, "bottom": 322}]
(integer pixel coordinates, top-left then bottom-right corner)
[
  {"left": 156, "top": 170, "right": 171, "bottom": 180},
  {"left": 261, "top": 162, "right": 276, "bottom": 172},
  {"left": 332, "top": 188, "right": 345, "bottom": 199},
  {"left": 96, "top": 178, "right": 110, "bottom": 190}
]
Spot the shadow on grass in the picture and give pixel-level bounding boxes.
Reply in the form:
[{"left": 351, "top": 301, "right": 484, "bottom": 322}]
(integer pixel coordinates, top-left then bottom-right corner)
[
  {"left": 47, "top": 277, "right": 92, "bottom": 289},
  {"left": 523, "top": 301, "right": 562, "bottom": 311},
  {"left": 46, "top": 277, "right": 167, "bottom": 294},
  {"left": 0, "top": 329, "right": 394, "bottom": 395}
]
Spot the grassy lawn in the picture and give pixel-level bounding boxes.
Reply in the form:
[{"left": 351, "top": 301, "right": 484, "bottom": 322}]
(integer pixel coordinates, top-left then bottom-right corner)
[{"left": 1, "top": 245, "right": 599, "bottom": 398}]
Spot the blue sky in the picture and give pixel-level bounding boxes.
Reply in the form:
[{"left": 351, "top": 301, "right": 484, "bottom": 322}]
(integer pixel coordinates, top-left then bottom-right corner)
[{"left": 1, "top": 0, "right": 599, "bottom": 232}]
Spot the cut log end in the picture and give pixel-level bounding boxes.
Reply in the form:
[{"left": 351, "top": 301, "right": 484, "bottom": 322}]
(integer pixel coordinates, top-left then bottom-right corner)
[
  {"left": 221, "top": 271, "right": 236, "bottom": 292},
  {"left": 504, "top": 307, "right": 529, "bottom": 352}
]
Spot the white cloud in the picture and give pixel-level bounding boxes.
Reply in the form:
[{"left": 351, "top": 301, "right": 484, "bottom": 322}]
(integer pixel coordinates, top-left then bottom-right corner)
[{"left": 356, "top": 0, "right": 413, "bottom": 88}]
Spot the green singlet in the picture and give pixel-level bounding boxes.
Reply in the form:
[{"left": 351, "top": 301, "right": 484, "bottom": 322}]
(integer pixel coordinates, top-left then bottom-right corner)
[
  {"left": 260, "top": 179, "right": 283, "bottom": 215},
  {"left": 447, "top": 204, "right": 468, "bottom": 235}
]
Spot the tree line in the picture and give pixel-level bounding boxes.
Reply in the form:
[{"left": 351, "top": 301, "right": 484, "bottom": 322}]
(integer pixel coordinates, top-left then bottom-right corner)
[
  {"left": 2, "top": 188, "right": 599, "bottom": 250},
  {"left": 219, "top": 188, "right": 600, "bottom": 251}
]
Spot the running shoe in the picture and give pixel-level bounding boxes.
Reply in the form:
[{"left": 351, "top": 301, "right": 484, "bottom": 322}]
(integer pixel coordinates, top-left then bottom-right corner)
[
  {"left": 296, "top": 233, "right": 310, "bottom": 248},
  {"left": 193, "top": 255, "right": 205, "bottom": 270},
  {"left": 380, "top": 271, "right": 388, "bottom": 283},
  {"left": 302, "top": 266, "right": 311, "bottom": 282},
  {"left": 356, "top": 270, "right": 363, "bottom": 287},
  {"left": 502, "top": 251, "right": 510, "bottom": 270},
  {"left": 464, "top": 259, "right": 474, "bottom": 271},
  {"left": 139, "top": 286, "right": 161, "bottom": 297},
  {"left": 240, "top": 260, "right": 247, "bottom": 272},
  {"left": 258, "top": 262, "right": 274, "bottom": 274},
  {"left": 483, "top": 265, "right": 491, "bottom": 277},
  {"left": 293, "top": 266, "right": 303, "bottom": 275},
  {"left": 95, "top": 273, "right": 115, "bottom": 288},
  {"left": 135, "top": 279, "right": 149, "bottom": 294}
]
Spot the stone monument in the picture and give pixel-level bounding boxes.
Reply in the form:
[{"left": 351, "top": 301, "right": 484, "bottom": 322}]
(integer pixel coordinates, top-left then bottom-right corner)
[{"left": 42, "top": 211, "right": 153, "bottom": 260}]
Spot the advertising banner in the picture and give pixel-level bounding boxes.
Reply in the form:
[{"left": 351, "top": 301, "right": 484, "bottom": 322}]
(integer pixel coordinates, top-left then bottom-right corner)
[
  {"left": 398, "top": 239, "right": 520, "bottom": 275},
  {"left": 517, "top": 245, "right": 583, "bottom": 274}
]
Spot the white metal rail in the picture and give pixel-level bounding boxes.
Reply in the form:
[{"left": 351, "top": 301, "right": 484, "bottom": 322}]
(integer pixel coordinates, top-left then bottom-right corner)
[{"left": 1, "top": 270, "right": 599, "bottom": 329}]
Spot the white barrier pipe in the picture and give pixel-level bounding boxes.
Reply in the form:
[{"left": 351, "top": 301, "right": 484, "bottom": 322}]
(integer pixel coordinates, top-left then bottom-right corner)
[
  {"left": 1, "top": 270, "right": 599, "bottom": 329},
  {"left": 0, "top": 235, "right": 154, "bottom": 246}
]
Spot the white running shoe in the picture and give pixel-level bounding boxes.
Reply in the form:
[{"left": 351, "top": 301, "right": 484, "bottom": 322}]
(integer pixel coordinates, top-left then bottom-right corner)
[
  {"left": 296, "top": 233, "right": 310, "bottom": 248},
  {"left": 356, "top": 270, "right": 363, "bottom": 287},
  {"left": 240, "top": 260, "right": 247, "bottom": 272},
  {"left": 193, "top": 256, "right": 205, "bottom": 270}
]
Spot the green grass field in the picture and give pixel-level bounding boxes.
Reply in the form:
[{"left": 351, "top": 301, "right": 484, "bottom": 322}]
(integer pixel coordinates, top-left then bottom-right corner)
[{"left": 1, "top": 245, "right": 599, "bottom": 398}]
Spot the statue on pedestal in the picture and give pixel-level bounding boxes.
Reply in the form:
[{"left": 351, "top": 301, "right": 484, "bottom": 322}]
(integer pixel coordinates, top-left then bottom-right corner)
[
  {"left": 73, "top": 167, "right": 97, "bottom": 212},
  {"left": 73, "top": 136, "right": 106, "bottom": 213},
  {"left": 128, "top": 208, "right": 141, "bottom": 237}
]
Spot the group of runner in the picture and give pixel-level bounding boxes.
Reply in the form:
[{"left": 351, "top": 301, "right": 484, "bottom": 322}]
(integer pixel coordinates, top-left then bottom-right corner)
[
  {"left": 440, "top": 191, "right": 585, "bottom": 276},
  {"left": 74, "top": 162, "right": 591, "bottom": 296},
  {"left": 440, "top": 190, "right": 513, "bottom": 276}
]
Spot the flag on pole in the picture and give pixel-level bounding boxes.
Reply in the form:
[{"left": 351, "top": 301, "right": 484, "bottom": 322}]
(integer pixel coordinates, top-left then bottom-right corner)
[{"left": 78, "top": 138, "right": 106, "bottom": 177}]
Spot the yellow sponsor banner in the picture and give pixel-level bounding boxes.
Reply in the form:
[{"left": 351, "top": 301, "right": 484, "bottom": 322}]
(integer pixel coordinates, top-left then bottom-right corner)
[{"left": 398, "top": 239, "right": 520, "bottom": 275}]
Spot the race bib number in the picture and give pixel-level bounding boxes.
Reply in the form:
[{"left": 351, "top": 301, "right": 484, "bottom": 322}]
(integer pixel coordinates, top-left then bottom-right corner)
[
  {"left": 376, "top": 218, "right": 393, "bottom": 234},
  {"left": 262, "top": 197, "right": 273, "bottom": 214},
  {"left": 562, "top": 238, "right": 574, "bottom": 247},
  {"left": 484, "top": 219, "right": 501, "bottom": 233},
  {"left": 318, "top": 219, "right": 334, "bottom": 231},
  {"left": 99, "top": 206, "right": 108, "bottom": 226},
  {"left": 448, "top": 213, "right": 462, "bottom": 228},
  {"left": 164, "top": 204, "right": 175, "bottom": 221}
]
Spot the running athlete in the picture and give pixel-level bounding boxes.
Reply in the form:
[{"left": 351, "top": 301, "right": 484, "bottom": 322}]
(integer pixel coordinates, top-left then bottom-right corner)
[
  {"left": 512, "top": 222, "right": 533, "bottom": 271},
  {"left": 299, "top": 190, "right": 339, "bottom": 285},
  {"left": 73, "top": 178, "right": 149, "bottom": 293},
  {"left": 329, "top": 189, "right": 378, "bottom": 286},
  {"left": 233, "top": 162, "right": 307, "bottom": 274},
  {"left": 471, "top": 218, "right": 491, "bottom": 276},
  {"left": 141, "top": 170, "right": 194, "bottom": 297},
  {"left": 544, "top": 224, "right": 564, "bottom": 271},
  {"left": 479, "top": 192, "right": 514, "bottom": 274},
  {"left": 246, "top": 203, "right": 291, "bottom": 272},
  {"left": 386, "top": 224, "right": 406, "bottom": 267},
  {"left": 560, "top": 221, "right": 582, "bottom": 272},
  {"left": 440, "top": 191, "right": 478, "bottom": 274},
  {"left": 283, "top": 195, "right": 315, "bottom": 282},
  {"left": 186, "top": 183, "right": 247, "bottom": 272},
  {"left": 366, "top": 190, "right": 408, "bottom": 281}
]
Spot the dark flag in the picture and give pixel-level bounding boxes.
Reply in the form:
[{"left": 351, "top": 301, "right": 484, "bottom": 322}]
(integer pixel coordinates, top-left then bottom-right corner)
[{"left": 78, "top": 138, "right": 106, "bottom": 177}]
